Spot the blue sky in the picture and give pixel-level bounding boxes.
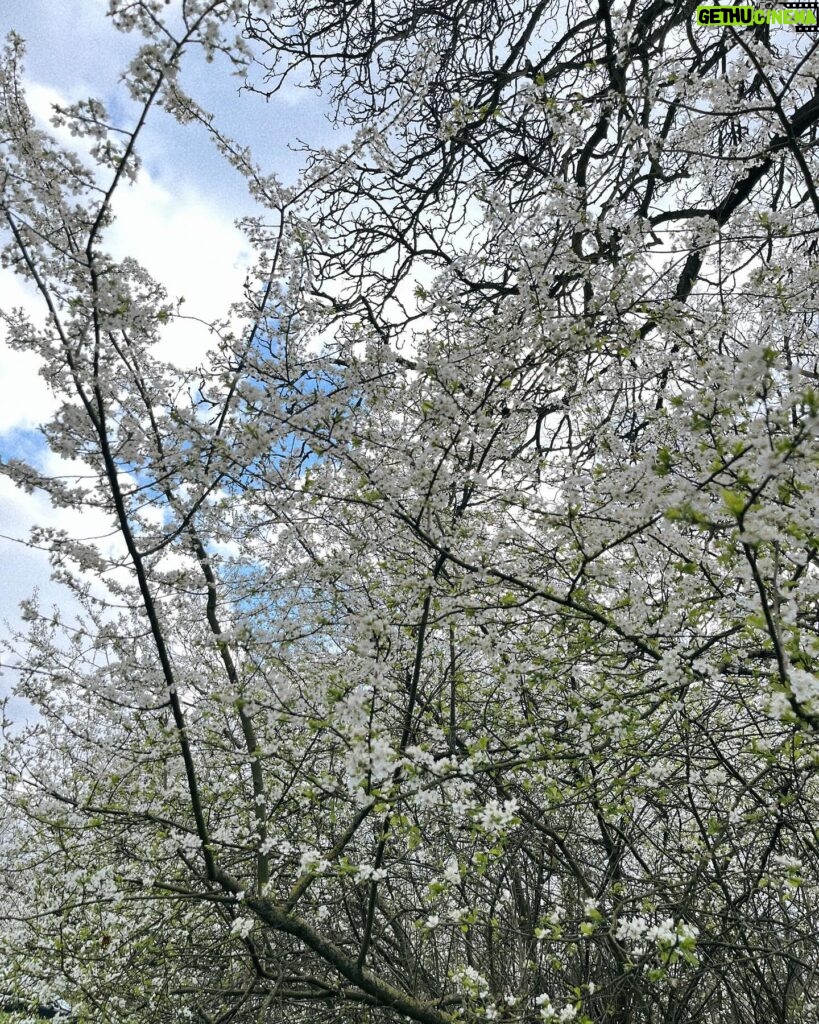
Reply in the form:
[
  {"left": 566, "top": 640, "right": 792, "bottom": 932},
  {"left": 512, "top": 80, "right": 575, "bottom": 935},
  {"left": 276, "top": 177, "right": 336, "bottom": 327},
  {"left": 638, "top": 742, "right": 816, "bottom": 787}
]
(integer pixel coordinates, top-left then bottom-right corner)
[
  {"left": 1, "top": 0, "right": 335, "bottom": 195},
  {"left": 0, "top": 1, "right": 338, "bottom": 718}
]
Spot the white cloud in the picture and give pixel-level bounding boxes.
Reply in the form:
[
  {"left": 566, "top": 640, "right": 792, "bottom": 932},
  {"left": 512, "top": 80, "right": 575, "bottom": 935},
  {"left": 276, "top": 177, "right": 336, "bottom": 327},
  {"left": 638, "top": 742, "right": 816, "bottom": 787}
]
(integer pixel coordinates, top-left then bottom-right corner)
[
  {"left": 0, "top": 73, "right": 250, "bottom": 696},
  {"left": 19, "top": 76, "right": 252, "bottom": 371},
  {"left": 0, "top": 4, "right": 293, "bottom": 730},
  {"left": 0, "top": 464, "right": 117, "bottom": 722},
  {"left": 107, "top": 171, "right": 251, "bottom": 369},
  {"left": 0, "top": 275, "right": 57, "bottom": 434},
  {"left": 1, "top": 71, "right": 251, "bottom": 429}
]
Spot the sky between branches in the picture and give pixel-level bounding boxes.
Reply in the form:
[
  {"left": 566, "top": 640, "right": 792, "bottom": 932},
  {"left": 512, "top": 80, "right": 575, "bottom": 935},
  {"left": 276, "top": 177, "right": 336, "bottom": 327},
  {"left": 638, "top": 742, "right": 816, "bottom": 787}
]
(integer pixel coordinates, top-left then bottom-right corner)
[{"left": 0, "top": 0, "right": 338, "bottom": 717}]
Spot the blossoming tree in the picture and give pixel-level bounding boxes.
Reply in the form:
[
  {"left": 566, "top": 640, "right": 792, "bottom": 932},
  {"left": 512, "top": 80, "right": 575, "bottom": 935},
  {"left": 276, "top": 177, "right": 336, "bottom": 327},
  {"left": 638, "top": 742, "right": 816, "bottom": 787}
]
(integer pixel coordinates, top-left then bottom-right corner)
[{"left": 3, "top": 1, "right": 819, "bottom": 1022}]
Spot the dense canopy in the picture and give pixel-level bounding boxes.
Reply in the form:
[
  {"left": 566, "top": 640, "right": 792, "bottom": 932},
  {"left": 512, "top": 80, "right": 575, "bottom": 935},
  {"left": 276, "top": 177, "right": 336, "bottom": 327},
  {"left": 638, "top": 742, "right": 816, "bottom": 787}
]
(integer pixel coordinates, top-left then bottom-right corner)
[{"left": 3, "top": 2, "right": 819, "bottom": 1023}]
